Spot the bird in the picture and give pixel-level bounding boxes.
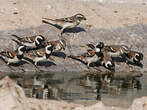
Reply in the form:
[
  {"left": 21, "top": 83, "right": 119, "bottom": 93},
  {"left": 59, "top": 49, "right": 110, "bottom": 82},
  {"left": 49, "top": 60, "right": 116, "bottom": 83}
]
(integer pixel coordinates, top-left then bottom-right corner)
[
  {"left": 68, "top": 42, "right": 104, "bottom": 68},
  {"left": 23, "top": 44, "right": 54, "bottom": 71},
  {"left": 124, "top": 50, "right": 143, "bottom": 67},
  {"left": 87, "top": 42, "right": 115, "bottom": 71},
  {"left": 42, "top": 13, "right": 86, "bottom": 35},
  {"left": 100, "top": 48, "right": 115, "bottom": 72},
  {"left": 0, "top": 45, "right": 28, "bottom": 71},
  {"left": 46, "top": 38, "right": 66, "bottom": 52},
  {"left": 86, "top": 42, "right": 104, "bottom": 53},
  {"left": 103, "top": 45, "right": 130, "bottom": 58},
  {"left": 11, "top": 34, "right": 46, "bottom": 49}
]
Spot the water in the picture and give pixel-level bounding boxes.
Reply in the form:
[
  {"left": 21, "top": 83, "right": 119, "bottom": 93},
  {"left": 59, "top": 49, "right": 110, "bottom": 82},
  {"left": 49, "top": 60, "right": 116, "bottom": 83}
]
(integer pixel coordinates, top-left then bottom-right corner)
[{"left": 2, "top": 71, "right": 147, "bottom": 108}]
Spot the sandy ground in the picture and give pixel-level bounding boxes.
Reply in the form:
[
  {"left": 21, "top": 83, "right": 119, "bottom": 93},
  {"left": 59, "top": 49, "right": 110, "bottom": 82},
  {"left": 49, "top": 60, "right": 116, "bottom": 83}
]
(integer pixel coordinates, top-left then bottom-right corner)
[{"left": 0, "top": 0, "right": 147, "bottom": 30}]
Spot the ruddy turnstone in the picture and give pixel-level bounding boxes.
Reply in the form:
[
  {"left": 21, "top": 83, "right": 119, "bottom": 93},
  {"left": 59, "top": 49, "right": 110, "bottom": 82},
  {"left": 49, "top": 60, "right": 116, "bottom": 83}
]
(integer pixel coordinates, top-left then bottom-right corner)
[
  {"left": 24, "top": 44, "right": 54, "bottom": 70},
  {"left": 104, "top": 44, "right": 130, "bottom": 58},
  {"left": 87, "top": 42, "right": 115, "bottom": 71},
  {"left": 100, "top": 49, "right": 115, "bottom": 72},
  {"left": 12, "top": 34, "right": 46, "bottom": 49},
  {"left": 42, "top": 13, "right": 86, "bottom": 35},
  {"left": 124, "top": 50, "right": 143, "bottom": 67},
  {"left": 87, "top": 42, "right": 104, "bottom": 53},
  {"left": 68, "top": 42, "right": 104, "bottom": 68},
  {"left": 46, "top": 38, "right": 66, "bottom": 52},
  {"left": 0, "top": 45, "right": 28, "bottom": 71}
]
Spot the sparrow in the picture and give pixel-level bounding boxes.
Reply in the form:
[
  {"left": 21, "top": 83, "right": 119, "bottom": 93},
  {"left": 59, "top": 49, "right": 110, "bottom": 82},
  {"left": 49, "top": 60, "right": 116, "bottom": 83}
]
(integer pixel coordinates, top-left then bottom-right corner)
[
  {"left": 124, "top": 50, "right": 143, "bottom": 67},
  {"left": 11, "top": 34, "right": 46, "bottom": 49},
  {"left": 68, "top": 42, "right": 104, "bottom": 68},
  {"left": 42, "top": 13, "right": 86, "bottom": 35},
  {"left": 23, "top": 44, "right": 54, "bottom": 70},
  {"left": 0, "top": 45, "right": 28, "bottom": 71}
]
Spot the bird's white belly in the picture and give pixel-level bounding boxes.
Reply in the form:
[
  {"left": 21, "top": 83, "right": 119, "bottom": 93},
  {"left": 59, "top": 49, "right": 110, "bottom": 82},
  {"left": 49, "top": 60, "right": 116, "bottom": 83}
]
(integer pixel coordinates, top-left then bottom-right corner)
[
  {"left": 85, "top": 55, "right": 99, "bottom": 63},
  {"left": 8, "top": 57, "right": 19, "bottom": 63},
  {"left": 108, "top": 51, "right": 121, "bottom": 57},
  {"left": 23, "top": 42, "right": 36, "bottom": 48},
  {"left": 63, "top": 22, "right": 77, "bottom": 28},
  {"left": 34, "top": 55, "right": 46, "bottom": 62}
]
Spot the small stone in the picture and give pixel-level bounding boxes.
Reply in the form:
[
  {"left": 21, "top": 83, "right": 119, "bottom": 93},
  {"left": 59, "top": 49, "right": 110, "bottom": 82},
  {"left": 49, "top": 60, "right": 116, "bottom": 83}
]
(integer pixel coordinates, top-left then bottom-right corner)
[
  {"left": 92, "top": 9, "right": 95, "bottom": 11},
  {"left": 114, "top": 11, "right": 118, "bottom": 13},
  {"left": 47, "top": 4, "right": 52, "bottom": 9},
  {"left": 13, "top": 12, "right": 18, "bottom": 14}
]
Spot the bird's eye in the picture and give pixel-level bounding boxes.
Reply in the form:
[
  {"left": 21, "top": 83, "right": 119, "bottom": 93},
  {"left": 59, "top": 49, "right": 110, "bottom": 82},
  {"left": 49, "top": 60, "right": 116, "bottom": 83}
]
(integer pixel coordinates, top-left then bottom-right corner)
[{"left": 47, "top": 48, "right": 51, "bottom": 50}]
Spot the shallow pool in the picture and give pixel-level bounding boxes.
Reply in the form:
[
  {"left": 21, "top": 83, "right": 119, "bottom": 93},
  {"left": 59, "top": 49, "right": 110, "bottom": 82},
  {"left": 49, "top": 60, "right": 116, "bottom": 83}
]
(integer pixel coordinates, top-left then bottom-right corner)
[{"left": 2, "top": 71, "right": 147, "bottom": 108}]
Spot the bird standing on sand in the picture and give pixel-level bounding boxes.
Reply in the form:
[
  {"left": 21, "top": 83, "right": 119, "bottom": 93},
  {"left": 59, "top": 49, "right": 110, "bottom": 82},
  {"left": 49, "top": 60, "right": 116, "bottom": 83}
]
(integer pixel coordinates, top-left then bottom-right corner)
[{"left": 42, "top": 13, "right": 86, "bottom": 35}]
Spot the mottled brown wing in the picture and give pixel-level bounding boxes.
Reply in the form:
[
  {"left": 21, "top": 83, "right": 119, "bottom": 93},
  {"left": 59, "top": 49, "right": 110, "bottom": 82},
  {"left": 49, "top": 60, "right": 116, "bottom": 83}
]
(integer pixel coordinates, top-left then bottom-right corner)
[
  {"left": 36, "top": 50, "right": 45, "bottom": 57},
  {"left": 87, "top": 50, "right": 96, "bottom": 57},
  {"left": 9, "top": 52, "right": 17, "bottom": 58},
  {"left": 128, "top": 51, "right": 135, "bottom": 59},
  {"left": 18, "top": 36, "right": 35, "bottom": 43},
  {"left": 105, "top": 46, "right": 119, "bottom": 52},
  {"left": 65, "top": 17, "right": 75, "bottom": 23},
  {"left": 87, "top": 44, "right": 95, "bottom": 50},
  {"left": 28, "top": 36, "right": 35, "bottom": 42},
  {"left": 56, "top": 16, "right": 75, "bottom": 23},
  {"left": 49, "top": 41, "right": 57, "bottom": 47},
  {"left": 0, "top": 51, "right": 16, "bottom": 58},
  {"left": 25, "top": 53, "right": 34, "bottom": 59}
]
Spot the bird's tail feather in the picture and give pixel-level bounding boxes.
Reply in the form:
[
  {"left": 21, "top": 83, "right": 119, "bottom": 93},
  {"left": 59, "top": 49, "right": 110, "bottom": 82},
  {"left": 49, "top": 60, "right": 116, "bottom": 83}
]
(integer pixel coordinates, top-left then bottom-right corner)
[
  {"left": 42, "top": 17, "right": 55, "bottom": 21},
  {"left": 11, "top": 34, "right": 22, "bottom": 40},
  {"left": 42, "top": 17, "right": 57, "bottom": 24},
  {"left": 68, "top": 55, "right": 84, "bottom": 60}
]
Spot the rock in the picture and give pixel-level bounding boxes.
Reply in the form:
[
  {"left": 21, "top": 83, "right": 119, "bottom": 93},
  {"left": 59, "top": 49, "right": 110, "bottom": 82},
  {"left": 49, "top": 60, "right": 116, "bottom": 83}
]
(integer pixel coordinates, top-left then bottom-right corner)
[
  {"left": 0, "top": 76, "right": 81, "bottom": 110},
  {"left": 0, "top": 76, "right": 30, "bottom": 110},
  {"left": 74, "top": 102, "right": 124, "bottom": 110},
  {"left": 131, "top": 97, "right": 147, "bottom": 110},
  {"left": 74, "top": 97, "right": 147, "bottom": 110}
]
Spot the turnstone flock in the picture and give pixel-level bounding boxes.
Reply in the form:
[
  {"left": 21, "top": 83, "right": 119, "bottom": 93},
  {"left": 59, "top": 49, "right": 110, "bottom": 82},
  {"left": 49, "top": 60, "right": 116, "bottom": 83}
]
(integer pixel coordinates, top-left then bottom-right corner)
[{"left": 0, "top": 13, "right": 144, "bottom": 72}]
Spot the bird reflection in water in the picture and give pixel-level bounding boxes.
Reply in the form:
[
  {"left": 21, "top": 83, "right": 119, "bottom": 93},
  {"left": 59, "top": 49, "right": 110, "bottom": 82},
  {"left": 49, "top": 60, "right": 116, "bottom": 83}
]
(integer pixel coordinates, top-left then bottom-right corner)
[{"left": 12, "top": 72, "right": 142, "bottom": 100}]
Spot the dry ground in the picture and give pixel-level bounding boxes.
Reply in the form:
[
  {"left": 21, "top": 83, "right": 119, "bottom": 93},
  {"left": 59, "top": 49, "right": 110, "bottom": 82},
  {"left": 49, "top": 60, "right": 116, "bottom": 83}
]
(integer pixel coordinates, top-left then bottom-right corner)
[{"left": 0, "top": 0, "right": 147, "bottom": 30}]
